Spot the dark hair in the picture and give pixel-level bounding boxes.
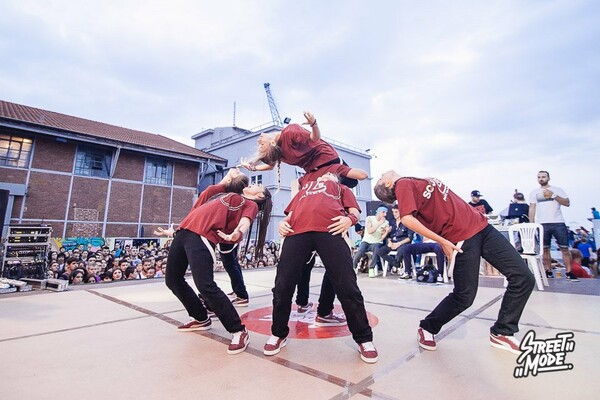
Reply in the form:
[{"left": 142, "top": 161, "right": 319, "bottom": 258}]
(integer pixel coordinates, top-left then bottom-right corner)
[
  {"left": 392, "top": 204, "right": 398, "bottom": 210},
  {"left": 244, "top": 188, "right": 273, "bottom": 260},
  {"left": 66, "top": 257, "right": 79, "bottom": 265},
  {"left": 124, "top": 266, "right": 137, "bottom": 278},
  {"left": 538, "top": 170, "right": 550, "bottom": 178},
  {"left": 226, "top": 173, "right": 250, "bottom": 194},
  {"left": 374, "top": 182, "right": 396, "bottom": 204}
]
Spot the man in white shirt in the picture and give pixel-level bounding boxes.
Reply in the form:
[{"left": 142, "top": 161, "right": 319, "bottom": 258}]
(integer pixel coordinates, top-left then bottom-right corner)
[
  {"left": 352, "top": 206, "right": 392, "bottom": 278},
  {"left": 528, "top": 170, "right": 576, "bottom": 281}
]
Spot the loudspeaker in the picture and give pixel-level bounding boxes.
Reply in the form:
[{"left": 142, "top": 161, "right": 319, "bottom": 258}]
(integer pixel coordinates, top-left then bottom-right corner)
[{"left": 0, "top": 189, "right": 9, "bottom": 236}]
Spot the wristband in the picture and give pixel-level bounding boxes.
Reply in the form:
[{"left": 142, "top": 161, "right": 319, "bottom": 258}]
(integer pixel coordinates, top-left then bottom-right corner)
[{"left": 310, "top": 119, "right": 317, "bottom": 127}]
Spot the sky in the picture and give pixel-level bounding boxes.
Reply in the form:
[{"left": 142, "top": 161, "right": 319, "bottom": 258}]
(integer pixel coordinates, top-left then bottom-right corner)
[{"left": 1, "top": 0, "right": 599, "bottom": 229}]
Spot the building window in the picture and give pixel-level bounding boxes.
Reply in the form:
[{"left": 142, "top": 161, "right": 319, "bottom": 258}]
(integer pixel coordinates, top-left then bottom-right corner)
[
  {"left": 74, "top": 145, "right": 112, "bottom": 178},
  {"left": 145, "top": 157, "right": 173, "bottom": 186},
  {"left": 0, "top": 133, "right": 32, "bottom": 168},
  {"left": 352, "top": 183, "right": 361, "bottom": 197},
  {"left": 250, "top": 174, "right": 262, "bottom": 185}
]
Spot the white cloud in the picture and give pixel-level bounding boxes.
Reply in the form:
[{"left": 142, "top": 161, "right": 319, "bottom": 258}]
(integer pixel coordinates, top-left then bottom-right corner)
[{"left": 1, "top": 0, "right": 598, "bottom": 228}]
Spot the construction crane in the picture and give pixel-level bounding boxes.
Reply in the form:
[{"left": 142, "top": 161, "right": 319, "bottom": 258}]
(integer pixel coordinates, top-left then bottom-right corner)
[{"left": 263, "top": 83, "right": 284, "bottom": 128}]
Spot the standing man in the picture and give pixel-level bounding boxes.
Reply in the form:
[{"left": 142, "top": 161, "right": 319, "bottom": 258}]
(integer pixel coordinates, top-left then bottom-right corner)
[
  {"left": 469, "top": 190, "right": 493, "bottom": 214},
  {"left": 528, "top": 170, "right": 577, "bottom": 281}
]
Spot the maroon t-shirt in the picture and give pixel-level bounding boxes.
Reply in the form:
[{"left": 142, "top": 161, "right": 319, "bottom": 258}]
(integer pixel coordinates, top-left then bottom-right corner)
[
  {"left": 277, "top": 124, "right": 339, "bottom": 172},
  {"left": 298, "top": 163, "right": 354, "bottom": 187},
  {"left": 394, "top": 177, "right": 488, "bottom": 243},
  {"left": 178, "top": 185, "right": 258, "bottom": 244},
  {"left": 285, "top": 179, "right": 360, "bottom": 235}
]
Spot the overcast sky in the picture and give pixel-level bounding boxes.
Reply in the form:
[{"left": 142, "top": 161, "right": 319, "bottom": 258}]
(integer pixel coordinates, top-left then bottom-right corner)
[{"left": 1, "top": 0, "right": 598, "bottom": 229}]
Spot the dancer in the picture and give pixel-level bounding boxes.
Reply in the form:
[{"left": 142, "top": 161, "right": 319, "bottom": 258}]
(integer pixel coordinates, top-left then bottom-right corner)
[
  {"left": 374, "top": 171, "right": 535, "bottom": 355},
  {"left": 266, "top": 172, "right": 378, "bottom": 363},
  {"left": 156, "top": 169, "right": 255, "bottom": 309},
  {"left": 241, "top": 111, "right": 367, "bottom": 188},
  {"left": 165, "top": 167, "right": 272, "bottom": 355}
]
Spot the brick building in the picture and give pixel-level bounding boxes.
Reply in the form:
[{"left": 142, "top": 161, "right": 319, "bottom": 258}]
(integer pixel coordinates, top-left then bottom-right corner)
[{"left": 0, "top": 100, "right": 226, "bottom": 239}]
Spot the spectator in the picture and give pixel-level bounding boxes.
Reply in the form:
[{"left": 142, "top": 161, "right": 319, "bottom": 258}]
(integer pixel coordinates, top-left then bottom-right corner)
[
  {"left": 59, "top": 257, "right": 79, "bottom": 280},
  {"left": 469, "top": 190, "right": 493, "bottom": 214},
  {"left": 592, "top": 207, "right": 600, "bottom": 219},
  {"left": 504, "top": 191, "right": 530, "bottom": 223},
  {"left": 569, "top": 249, "right": 591, "bottom": 279},
  {"left": 575, "top": 236, "right": 594, "bottom": 268},
  {"left": 69, "top": 269, "right": 86, "bottom": 285},
  {"left": 352, "top": 206, "right": 391, "bottom": 277},
  {"left": 376, "top": 205, "right": 413, "bottom": 274},
  {"left": 399, "top": 238, "right": 446, "bottom": 281},
  {"left": 111, "top": 269, "right": 123, "bottom": 281},
  {"left": 528, "top": 170, "right": 576, "bottom": 281},
  {"left": 48, "top": 261, "right": 60, "bottom": 279},
  {"left": 86, "top": 255, "right": 100, "bottom": 283},
  {"left": 100, "top": 273, "right": 112, "bottom": 283},
  {"left": 145, "top": 266, "right": 156, "bottom": 279},
  {"left": 124, "top": 266, "right": 138, "bottom": 280}
]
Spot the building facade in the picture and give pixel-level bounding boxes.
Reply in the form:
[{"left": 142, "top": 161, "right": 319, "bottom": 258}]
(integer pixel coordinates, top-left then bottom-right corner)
[
  {"left": 0, "top": 100, "right": 226, "bottom": 239},
  {"left": 193, "top": 123, "right": 374, "bottom": 244}
]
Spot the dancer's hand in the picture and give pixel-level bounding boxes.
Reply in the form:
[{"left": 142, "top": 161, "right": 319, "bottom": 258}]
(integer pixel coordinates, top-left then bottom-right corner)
[
  {"left": 328, "top": 215, "right": 352, "bottom": 235},
  {"left": 301, "top": 111, "right": 316, "bottom": 127},
  {"left": 153, "top": 226, "right": 175, "bottom": 237},
  {"left": 239, "top": 157, "right": 256, "bottom": 171},
  {"left": 440, "top": 239, "right": 463, "bottom": 260},
  {"left": 217, "top": 229, "right": 242, "bottom": 242},
  {"left": 278, "top": 220, "right": 294, "bottom": 237}
]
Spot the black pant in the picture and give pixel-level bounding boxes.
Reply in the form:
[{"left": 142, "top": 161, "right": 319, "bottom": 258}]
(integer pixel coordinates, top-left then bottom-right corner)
[
  {"left": 272, "top": 232, "right": 373, "bottom": 343},
  {"left": 402, "top": 242, "right": 445, "bottom": 276},
  {"left": 219, "top": 243, "right": 249, "bottom": 299},
  {"left": 295, "top": 253, "right": 336, "bottom": 317},
  {"left": 420, "top": 225, "right": 535, "bottom": 336},
  {"left": 165, "top": 229, "right": 244, "bottom": 333},
  {"left": 376, "top": 243, "right": 408, "bottom": 270}
]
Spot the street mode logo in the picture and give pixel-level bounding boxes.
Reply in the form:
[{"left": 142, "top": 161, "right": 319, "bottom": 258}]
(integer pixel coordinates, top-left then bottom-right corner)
[{"left": 514, "top": 330, "right": 575, "bottom": 378}]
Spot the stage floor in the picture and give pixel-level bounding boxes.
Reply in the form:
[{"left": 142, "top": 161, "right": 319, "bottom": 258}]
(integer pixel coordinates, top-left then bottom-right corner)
[{"left": 1, "top": 268, "right": 597, "bottom": 400}]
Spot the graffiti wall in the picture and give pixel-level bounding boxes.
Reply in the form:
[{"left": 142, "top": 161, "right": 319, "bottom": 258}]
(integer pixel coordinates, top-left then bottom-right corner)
[{"left": 51, "top": 237, "right": 171, "bottom": 252}]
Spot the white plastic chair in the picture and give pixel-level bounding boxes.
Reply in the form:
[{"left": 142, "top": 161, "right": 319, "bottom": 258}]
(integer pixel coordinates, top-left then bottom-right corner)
[
  {"left": 419, "top": 252, "right": 449, "bottom": 283},
  {"left": 507, "top": 223, "right": 548, "bottom": 290}
]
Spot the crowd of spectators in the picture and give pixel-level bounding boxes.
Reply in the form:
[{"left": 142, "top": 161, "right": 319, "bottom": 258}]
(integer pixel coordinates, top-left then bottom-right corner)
[
  {"left": 46, "top": 241, "right": 169, "bottom": 285},
  {"left": 47, "top": 239, "right": 281, "bottom": 285}
]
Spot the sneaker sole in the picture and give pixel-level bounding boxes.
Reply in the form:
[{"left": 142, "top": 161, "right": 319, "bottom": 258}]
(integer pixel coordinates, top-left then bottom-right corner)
[
  {"left": 177, "top": 325, "right": 212, "bottom": 332},
  {"left": 359, "top": 352, "right": 378, "bottom": 364},
  {"left": 490, "top": 338, "right": 521, "bottom": 355},
  {"left": 263, "top": 338, "right": 287, "bottom": 356},
  {"left": 417, "top": 331, "right": 436, "bottom": 351},
  {"left": 315, "top": 320, "right": 347, "bottom": 327},
  {"left": 227, "top": 337, "right": 249, "bottom": 355},
  {"left": 233, "top": 303, "right": 249, "bottom": 307}
]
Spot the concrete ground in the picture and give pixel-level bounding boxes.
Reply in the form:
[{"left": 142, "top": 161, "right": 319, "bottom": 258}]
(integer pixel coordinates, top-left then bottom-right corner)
[{"left": 1, "top": 268, "right": 597, "bottom": 400}]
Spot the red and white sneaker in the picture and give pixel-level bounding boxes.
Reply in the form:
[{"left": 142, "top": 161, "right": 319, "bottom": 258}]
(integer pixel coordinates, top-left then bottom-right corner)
[
  {"left": 177, "top": 318, "right": 212, "bottom": 332},
  {"left": 297, "top": 302, "right": 313, "bottom": 313},
  {"left": 227, "top": 329, "right": 249, "bottom": 355},
  {"left": 358, "top": 342, "right": 379, "bottom": 363},
  {"left": 417, "top": 327, "right": 436, "bottom": 351},
  {"left": 263, "top": 335, "right": 287, "bottom": 356},
  {"left": 231, "top": 297, "right": 249, "bottom": 307},
  {"left": 490, "top": 333, "right": 521, "bottom": 355},
  {"left": 315, "top": 312, "right": 347, "bottom": 326}
]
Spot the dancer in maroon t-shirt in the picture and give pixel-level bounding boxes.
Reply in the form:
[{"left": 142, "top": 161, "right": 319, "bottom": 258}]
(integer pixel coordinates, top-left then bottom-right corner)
[
  {"left": 165, "top": 168, "right": 272, "bottom": 355},
  {"left": 375, "top": 171, "right": 535, "bottom": 355},
  {"left": 241, "top": 111, "right": 368, "bottom": 188},
  {"left": 264, "top": 173, "right": 378, "bottom": 363}
]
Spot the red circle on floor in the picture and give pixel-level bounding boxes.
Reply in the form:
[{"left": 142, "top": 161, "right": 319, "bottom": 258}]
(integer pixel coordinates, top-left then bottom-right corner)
[{"left": 241, "top": 305, "right": 379, "bottom": 339}]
